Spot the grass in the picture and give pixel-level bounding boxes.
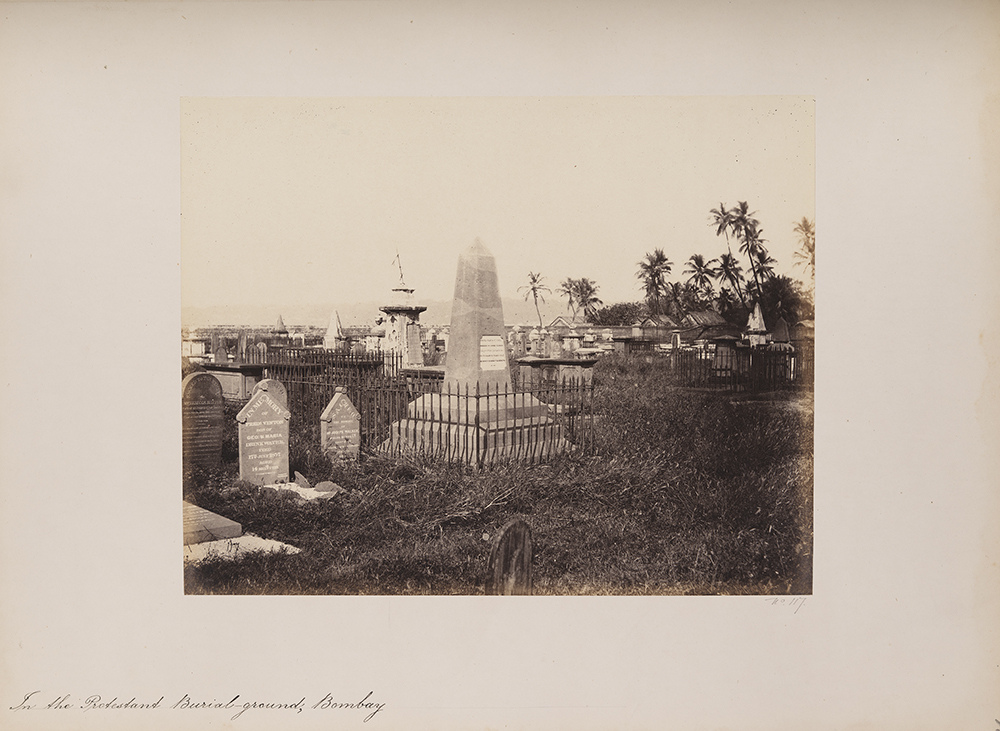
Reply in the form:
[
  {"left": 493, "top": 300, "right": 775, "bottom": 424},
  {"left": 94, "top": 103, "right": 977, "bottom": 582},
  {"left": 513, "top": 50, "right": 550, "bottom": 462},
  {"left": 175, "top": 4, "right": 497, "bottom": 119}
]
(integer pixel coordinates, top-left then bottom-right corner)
[{"left": 184, "top": 356, "right": 813, "bottom": 595}]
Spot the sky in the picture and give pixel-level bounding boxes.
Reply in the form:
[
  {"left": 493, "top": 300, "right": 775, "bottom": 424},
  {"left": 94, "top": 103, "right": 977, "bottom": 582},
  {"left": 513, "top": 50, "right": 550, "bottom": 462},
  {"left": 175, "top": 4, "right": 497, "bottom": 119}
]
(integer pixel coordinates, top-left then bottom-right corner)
[{"left": 181, "top": 96, "right": 814, "bottom": 323}]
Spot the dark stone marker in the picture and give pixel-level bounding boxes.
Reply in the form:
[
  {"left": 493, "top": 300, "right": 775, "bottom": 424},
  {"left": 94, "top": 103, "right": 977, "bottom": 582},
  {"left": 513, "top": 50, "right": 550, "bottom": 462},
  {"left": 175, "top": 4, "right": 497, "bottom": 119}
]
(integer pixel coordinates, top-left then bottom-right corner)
[
  {"left": 320, "top": 387, "right": 361, "bottom": 461},
  {"left": 237, "top": 389, "right": 290, "bottom": 485},
  {"left": 214, "top": 346, "right": 229, "bottom": 364},
  {"left": 250, "top": 378, "right": 288, "bottom": 409},
  {"left": 488, "top": 519, "right": 533, "bottom": 595},
  {"left": 181, "top": 372, "right": 224, "bottom": 470}
]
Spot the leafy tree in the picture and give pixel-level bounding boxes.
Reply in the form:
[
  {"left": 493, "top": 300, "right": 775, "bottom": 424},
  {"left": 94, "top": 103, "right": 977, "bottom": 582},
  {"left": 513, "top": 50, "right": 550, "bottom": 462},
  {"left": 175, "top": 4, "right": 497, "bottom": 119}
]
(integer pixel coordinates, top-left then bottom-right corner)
[
  {"left": 518, "top": 271, "right": 550, "bottom": 329},
  {"left": 757, "top": 275, "right": 814, "bottom": 326},
  {"left": 636, "top": 249, "right": 672, "bottom": 316},
  {"left": 588, "top": 301, "right": 647, "bottom": 326}
]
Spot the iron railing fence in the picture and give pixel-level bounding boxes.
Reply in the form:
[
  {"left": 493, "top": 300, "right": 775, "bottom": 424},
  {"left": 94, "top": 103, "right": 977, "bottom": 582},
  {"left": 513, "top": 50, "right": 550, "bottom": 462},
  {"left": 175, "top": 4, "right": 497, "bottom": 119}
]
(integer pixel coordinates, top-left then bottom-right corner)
[
  {"left": 377, "top": 379, "right": 593, "bottom": 466},
  {"left": 258, "top": 348, "right": 592, "bottom": 464},
  {"left": 608, "top": 345, "right": 814, "bottom": 392}
]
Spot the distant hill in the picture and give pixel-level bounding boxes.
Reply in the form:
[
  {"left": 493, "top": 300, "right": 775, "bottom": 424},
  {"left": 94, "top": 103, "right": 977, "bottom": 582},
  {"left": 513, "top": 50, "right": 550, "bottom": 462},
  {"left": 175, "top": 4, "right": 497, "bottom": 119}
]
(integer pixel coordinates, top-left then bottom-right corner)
[{"left": 181, "top": 297, "right": 569, "bottom": 330}]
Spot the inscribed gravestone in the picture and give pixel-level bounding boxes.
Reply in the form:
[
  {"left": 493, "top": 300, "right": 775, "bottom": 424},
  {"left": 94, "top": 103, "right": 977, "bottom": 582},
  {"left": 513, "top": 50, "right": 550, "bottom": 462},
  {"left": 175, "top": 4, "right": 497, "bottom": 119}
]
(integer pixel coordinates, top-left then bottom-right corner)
[
  {"left": 250, "top": 378, "right": 288, "bottom": 409},
  {"left": 320, "top": 387, "right": 360, "bottom": 460},
  {"left": 181, "top": 372, "right": 224, "bottom": 470},
  {"left": 488, "top": 519, "right": 533, "bottom": 595},
  {"left": 237, "top": 389, "right": 290, "bottom": 485}
]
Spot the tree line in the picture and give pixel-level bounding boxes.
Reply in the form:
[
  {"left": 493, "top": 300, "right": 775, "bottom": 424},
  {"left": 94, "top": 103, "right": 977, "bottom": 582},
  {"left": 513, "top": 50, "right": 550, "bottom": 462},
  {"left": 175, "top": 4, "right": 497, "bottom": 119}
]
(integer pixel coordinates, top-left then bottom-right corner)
[{"left": 519, "top": 202, "right": 815, "bottom": 329}]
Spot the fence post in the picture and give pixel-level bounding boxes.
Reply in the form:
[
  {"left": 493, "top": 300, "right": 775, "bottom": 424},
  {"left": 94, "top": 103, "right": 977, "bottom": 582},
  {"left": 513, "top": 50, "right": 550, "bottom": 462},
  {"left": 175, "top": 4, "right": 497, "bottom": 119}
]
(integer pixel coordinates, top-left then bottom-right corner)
[{"left": 474, "top": 381, "right": 482, "bottom": 469}]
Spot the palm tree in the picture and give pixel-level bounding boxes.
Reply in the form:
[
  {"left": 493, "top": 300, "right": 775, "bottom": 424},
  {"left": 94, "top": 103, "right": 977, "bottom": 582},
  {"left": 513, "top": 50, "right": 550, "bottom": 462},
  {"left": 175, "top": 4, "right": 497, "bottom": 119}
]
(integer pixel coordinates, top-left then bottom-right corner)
[
  {"left": 752, "top": 248, "right": 777, "bottom": 282},
  {"left": 572, "top": 278, "right": 604, "bottom": 321},
  {"left": 793, "top": 217, "right": 816, "bottom": 281},
  {"left": 518, "top": 272, "right": 550, "bottom": 329},
  {"left": 665, "top": 281, "right": 688, "bottom": 320},
  {"left": 559, "top": 277, "right": 604, "bottom": 321},
  {"left": 717, "top": 252, "right": 747, "bottom": 307},
  {"left": 636, "top": 248, "right": 672, "bottom": 316},
  {"left": 715, "top": 287, "right": 737, "bottom": 319},
  {"left": 730, "top": 201, "right": 764, "bottom": 299},
  {"left": 558, "top": 278, "right": 578, "bottom": 319},
  {"left": 683, "top": 254, "right": 719, "bottom": 298},
  {"left": 709, "top": 202, "right": 735, "bottom": 258}
]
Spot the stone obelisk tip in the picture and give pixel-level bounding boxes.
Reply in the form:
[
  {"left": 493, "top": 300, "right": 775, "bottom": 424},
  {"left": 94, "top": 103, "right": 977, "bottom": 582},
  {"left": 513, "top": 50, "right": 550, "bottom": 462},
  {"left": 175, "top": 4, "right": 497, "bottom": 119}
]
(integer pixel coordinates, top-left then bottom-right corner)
[{"left": 445, "top": 239, "right": 509, "bottom": 390}]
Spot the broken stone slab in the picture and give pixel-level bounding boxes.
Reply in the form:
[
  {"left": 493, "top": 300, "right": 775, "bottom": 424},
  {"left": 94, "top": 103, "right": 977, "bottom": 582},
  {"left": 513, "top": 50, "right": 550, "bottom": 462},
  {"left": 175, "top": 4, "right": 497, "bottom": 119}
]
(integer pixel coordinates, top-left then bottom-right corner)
[{"left": 183, "top": 534, "right": 300, "bottom": 565}]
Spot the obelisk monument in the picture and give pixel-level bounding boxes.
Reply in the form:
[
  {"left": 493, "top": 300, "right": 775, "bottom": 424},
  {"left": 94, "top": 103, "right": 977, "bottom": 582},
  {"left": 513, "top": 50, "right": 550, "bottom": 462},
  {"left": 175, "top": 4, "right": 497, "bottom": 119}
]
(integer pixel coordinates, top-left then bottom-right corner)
[{"left": 387, "top": 239, "right": 568, "bottom": 463}]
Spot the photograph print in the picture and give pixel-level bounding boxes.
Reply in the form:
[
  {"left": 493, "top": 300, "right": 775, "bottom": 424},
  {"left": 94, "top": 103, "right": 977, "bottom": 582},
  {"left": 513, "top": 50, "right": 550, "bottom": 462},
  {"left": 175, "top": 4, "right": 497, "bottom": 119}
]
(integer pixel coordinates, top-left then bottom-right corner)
[{"left": 180, "top": 96, "right": 815, "bottom": 596}]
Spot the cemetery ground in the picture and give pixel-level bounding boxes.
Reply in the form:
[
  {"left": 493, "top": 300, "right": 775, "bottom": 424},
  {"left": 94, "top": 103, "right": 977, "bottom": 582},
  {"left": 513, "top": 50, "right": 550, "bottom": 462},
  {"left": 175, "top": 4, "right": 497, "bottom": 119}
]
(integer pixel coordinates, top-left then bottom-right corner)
[{"left": 183, "top": 356, "right": 813, "bottom": 596}]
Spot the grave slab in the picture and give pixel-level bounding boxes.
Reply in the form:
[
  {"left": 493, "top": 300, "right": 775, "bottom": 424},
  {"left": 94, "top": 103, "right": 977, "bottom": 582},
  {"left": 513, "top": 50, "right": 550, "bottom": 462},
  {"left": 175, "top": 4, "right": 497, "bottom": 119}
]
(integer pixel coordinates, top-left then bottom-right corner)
[
  {"left": 183, "top": 501, "right": 242, "bottom": 545},
  {"left": 183, "top": 534, "right": 300, "bottom": 565}
]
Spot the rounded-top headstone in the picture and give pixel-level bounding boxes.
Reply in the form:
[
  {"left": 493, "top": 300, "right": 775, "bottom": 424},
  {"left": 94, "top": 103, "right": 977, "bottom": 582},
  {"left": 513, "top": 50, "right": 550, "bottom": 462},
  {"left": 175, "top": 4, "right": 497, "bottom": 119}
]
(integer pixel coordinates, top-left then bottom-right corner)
[
  {"left": 251, "top": 378, "right": 288, "bottom": 408},
  {"left": 181, "top": 372, "right": 224, "bottom": 470},
  {"left": 488, "top": 519, "right": 533, "bottom": 595}
]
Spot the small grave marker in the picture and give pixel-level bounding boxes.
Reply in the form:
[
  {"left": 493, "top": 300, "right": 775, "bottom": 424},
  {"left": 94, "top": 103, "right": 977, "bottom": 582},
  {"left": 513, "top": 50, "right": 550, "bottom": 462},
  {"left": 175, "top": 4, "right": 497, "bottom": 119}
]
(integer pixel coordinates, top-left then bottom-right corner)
[
  {"left": 320, "top": 387, "right": 361, "bottom": 461},
  {"left": 488, "top": 519, "right": 533, "bottom": 595},
  {"left": 250, "top": 378, "right": 288, "bottom": 408},
  {"left": 237, "top": 389, "right": 290, "bottom": 485},
  {"left": 181, "top": 372, "right": 224, "bottom": 470}
]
